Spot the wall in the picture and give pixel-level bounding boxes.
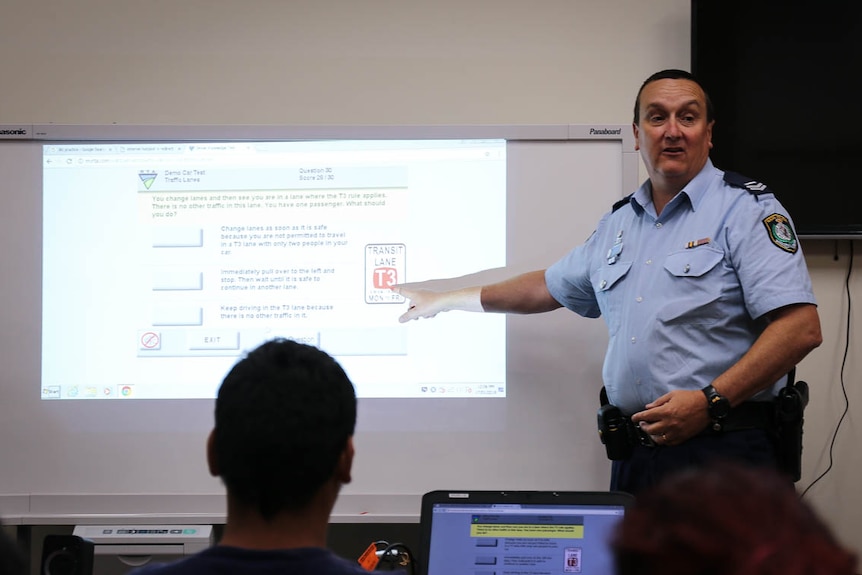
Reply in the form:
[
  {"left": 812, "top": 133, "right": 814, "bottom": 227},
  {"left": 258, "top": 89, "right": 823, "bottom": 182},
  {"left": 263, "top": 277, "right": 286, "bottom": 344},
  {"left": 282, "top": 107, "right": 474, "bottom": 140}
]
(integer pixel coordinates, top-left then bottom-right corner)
[{"left": 2, "top": 0, "right": 859, "bottom": 562}]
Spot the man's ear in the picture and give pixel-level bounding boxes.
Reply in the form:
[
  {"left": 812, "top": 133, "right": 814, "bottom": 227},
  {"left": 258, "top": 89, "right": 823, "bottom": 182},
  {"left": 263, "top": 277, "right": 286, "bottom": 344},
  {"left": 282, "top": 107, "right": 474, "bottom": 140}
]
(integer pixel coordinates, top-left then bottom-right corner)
[
  {"left": 335, "top": 436, "right": 355, "bottom": 485},
  {"left": 206, "top": 429, "right": 219, "bottom": 477}
]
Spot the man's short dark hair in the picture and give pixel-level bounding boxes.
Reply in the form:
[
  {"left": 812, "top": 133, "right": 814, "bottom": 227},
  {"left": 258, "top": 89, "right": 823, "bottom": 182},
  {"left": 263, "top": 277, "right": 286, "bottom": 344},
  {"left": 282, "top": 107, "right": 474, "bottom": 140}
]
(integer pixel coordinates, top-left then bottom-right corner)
[
  {"left": 213, "top": 338, "right": 357, "bottom": 520},
  {"left": 633, "top": 68, "right": 715, "bottom": 125}
]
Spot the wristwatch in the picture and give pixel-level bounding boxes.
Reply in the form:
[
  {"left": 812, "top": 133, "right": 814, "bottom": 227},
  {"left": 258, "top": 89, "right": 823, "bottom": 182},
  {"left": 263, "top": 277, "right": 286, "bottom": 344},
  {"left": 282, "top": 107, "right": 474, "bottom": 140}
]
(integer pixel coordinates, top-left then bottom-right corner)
[{"left": 702, "top": 384, "right": 731, "bottom": 430}]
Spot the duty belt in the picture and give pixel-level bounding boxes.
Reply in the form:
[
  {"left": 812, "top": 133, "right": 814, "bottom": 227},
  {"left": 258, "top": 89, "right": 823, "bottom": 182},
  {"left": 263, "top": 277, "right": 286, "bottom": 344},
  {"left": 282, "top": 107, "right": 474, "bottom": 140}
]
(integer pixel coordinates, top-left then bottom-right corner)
[{"left": 629, "top": 400, "right": 776, "bottom": 448}]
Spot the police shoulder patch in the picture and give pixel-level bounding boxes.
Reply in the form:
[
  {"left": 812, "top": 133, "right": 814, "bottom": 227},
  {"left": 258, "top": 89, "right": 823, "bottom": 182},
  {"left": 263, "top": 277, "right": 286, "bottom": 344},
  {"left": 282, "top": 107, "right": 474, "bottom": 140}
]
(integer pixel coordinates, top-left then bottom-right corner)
[
  {"left": 724, "top": 171, "right": 772, "bottom": 196},
  {"left": 762, "top": 213, "right": 798, "bottom": 253}
]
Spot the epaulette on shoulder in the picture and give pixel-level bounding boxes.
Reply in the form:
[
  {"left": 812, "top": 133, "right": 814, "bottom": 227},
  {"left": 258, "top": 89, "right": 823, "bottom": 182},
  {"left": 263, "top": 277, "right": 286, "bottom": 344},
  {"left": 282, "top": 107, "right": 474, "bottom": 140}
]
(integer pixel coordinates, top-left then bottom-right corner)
[
  {"left": 723, "top": 171, "right": 773, "bottom": 197},
  {"left": 611, "top": 193, "right": 633, "bottom": 212}
]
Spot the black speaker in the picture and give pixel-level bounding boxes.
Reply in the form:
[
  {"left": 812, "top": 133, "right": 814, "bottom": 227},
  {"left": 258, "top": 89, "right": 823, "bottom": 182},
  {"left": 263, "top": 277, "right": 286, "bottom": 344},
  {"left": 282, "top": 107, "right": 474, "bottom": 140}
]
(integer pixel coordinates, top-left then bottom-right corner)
[{"left": 40, "top": 535, "right": 94, "bottom": 575}]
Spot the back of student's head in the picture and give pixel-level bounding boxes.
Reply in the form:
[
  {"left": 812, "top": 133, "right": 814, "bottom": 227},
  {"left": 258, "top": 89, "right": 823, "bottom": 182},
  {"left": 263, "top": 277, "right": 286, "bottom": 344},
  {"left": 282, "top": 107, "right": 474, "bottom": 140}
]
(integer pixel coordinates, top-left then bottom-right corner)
[
  {"left": 213, "top": 338, "right": 357, "bottom": 520},
  {"left": 611, "top": 461, "right": 857, "bottom": 575}
]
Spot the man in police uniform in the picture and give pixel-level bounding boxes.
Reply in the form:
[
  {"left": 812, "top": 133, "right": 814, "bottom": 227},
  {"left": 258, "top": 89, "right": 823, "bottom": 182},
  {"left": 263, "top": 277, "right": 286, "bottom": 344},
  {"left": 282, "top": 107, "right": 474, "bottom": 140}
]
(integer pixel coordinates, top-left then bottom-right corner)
[{"left": 392, "top": 69, "right": 822, "bottom": 493}]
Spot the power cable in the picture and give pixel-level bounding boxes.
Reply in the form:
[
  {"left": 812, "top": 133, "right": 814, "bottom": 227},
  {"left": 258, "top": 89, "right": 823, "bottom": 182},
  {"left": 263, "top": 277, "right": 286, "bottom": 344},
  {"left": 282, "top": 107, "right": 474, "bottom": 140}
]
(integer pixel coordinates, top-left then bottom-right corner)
[{"left": 800, "top": 240, "right": 853, "bottom": 498}]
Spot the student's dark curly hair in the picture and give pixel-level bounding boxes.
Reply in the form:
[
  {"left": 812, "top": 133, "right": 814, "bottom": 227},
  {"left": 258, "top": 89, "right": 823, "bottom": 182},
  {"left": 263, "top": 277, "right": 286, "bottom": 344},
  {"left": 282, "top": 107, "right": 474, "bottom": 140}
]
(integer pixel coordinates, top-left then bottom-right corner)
[
  {"left": 611, "top": 461, "right": 857, "bottom": 575},
  {"left": 213, "top": 338, "right": 357, "bottom": 521}
]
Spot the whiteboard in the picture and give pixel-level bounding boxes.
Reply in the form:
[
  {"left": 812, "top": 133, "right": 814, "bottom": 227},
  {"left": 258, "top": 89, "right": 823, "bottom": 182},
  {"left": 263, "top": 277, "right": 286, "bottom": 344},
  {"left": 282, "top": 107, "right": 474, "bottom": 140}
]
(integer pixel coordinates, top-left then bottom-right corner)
[{"left": 0, "top": 124, "right": 638, "bottom": 522}]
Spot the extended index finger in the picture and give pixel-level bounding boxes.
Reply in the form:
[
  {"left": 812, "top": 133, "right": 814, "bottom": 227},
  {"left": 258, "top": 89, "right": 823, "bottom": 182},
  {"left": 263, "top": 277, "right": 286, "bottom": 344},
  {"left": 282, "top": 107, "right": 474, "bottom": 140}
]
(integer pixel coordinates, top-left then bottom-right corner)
[{"left": 390, "top": 284, "right": 413, "bottom": 298}]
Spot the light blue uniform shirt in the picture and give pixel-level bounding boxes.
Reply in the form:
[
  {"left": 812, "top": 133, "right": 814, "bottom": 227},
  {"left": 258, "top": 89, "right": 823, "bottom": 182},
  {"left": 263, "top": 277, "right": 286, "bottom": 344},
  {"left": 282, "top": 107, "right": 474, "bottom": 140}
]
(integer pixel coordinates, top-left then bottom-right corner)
[{"left": 545, "top": 160, "right": 816, "bottom": 415}]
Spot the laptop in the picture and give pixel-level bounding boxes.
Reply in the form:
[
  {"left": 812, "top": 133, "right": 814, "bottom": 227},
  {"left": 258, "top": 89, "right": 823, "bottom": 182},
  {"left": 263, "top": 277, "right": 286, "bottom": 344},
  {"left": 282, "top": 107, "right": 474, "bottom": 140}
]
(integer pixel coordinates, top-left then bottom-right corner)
[{"left": 418, "top": 490, "right": 634, "bottom": 575}]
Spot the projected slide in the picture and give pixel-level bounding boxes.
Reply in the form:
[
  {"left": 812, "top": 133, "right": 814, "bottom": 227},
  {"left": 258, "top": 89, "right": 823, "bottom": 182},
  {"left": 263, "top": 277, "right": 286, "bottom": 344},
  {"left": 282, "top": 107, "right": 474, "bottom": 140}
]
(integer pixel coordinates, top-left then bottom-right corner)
[{"left": 41, "top": 139, "right": 506, "bottom": 400}]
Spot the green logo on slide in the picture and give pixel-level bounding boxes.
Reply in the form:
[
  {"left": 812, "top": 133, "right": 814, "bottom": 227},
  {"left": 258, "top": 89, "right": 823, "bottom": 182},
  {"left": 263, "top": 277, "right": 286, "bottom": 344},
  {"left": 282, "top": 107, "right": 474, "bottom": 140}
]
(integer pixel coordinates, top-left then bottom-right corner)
[{"left": 139, "top": 172, "right": 158, "bottom": 189}]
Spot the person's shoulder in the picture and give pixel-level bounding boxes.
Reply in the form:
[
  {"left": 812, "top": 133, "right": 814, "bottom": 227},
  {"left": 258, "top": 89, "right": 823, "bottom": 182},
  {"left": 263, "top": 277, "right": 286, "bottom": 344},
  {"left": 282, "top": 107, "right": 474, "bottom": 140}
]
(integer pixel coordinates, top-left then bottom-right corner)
[
  {"left": 126, "top": 563, "right": 183, "bottom": 575},
  {"left": 262, "top": 547, "right": 373, "bottom": 574},
  {"left": 720, "top": 171, "right": 775, "bottom": 198},
  {"left": 125, "top": 545, "right": 387, "bottom": 575},
  {"left": 126, "top": 547, "right": 221, "bottom": 575},
  {"left": 127, "top": 556, "right": 204, "bottom": 575},
  {"left": 611, "top": 193, "right": 634, "bottom": 213},
  {"left": 719, "top": 170, "right": 802, "bottom": 253}
]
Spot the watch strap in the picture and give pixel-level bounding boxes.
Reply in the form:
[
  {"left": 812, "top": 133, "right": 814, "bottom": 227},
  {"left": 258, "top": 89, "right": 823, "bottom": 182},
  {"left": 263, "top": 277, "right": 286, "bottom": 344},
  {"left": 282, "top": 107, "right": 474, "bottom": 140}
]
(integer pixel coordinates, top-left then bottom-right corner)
[{"left": 702, "top": 384, "right": 731, "bottom": 430}]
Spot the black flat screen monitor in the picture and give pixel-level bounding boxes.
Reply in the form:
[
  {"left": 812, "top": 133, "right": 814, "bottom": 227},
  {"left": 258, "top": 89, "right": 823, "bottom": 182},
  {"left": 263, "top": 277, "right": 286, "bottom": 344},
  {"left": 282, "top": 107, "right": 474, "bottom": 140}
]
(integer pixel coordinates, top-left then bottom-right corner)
[
  {"left": 418, "top": 490, "right": 634, "bottom": 575},
  {"left": 691, "top": 0, "right": 862, "bottom": 238}
]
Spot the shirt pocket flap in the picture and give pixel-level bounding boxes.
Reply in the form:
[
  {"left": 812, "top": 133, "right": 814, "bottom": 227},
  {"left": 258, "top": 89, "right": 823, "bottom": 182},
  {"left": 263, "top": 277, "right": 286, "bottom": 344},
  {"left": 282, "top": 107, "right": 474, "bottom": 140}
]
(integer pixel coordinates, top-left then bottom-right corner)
[
  {"left": 664, "top": 248, "right": 723, "bottom": 278},
  {"left": 592, "top": 261, "right": 632, "bottom": 292}
]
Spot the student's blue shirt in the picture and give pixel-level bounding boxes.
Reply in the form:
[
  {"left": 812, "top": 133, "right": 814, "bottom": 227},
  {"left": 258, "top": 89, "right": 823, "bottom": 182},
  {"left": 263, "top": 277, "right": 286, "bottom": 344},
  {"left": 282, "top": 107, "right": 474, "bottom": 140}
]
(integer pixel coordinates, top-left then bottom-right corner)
[
  {"left": 128, "top": 545, "right": 374, "bottom": 575},
  {"left": 545, "top": 159, "right": 816, "bottom": 415}
]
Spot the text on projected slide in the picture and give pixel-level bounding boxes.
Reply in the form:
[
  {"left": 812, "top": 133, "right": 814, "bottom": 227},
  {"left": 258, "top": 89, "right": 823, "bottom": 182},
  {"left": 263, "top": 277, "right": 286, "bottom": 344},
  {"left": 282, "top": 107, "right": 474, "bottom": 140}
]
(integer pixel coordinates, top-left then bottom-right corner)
[{"left": 40, "top": 140, "right": 507, "bottom": 400}]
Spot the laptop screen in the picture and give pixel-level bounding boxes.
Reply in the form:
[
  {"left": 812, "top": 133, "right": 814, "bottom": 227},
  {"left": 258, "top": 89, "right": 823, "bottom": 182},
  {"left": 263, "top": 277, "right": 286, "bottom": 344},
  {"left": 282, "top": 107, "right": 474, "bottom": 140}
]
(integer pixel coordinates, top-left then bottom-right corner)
[{"left": 418, "top": 490, "right": 634, "bottom": 575}]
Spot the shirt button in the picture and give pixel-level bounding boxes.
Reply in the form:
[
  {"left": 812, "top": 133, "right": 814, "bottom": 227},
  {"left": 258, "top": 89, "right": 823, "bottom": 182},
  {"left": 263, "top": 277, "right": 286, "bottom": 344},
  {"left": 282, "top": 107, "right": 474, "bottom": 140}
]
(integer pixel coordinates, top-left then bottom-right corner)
[
  {"left": 655, "top": 223, "right": 663, "bottom": 228},
  {"left": 684, "top": 264, "right": 691, "bottom": 273},
  {"left": 636, "top": 296, "right": 643, "bottom": 302},
  {"left": 645, "top": 259, "right": 652, "bottom": 265},
  {"left": 630, "top": 337, "right": 637, "bottom": 343},
  {"left": 600, "top": 280, "right": 607, "bottom": 289}
]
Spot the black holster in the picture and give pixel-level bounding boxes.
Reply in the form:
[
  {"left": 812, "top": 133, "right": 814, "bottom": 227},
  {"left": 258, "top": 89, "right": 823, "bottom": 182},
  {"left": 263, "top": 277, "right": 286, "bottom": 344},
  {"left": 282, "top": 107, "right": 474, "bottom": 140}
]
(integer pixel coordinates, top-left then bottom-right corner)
[
  {"left": 774, "top": 374, "right": 809, "bottom": 482},
  {"left": 597, "top": 402, "right": 634, "bottom": 460},
  {"left": 597, "top": 387, "right": 643, "bottom": 460}
]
